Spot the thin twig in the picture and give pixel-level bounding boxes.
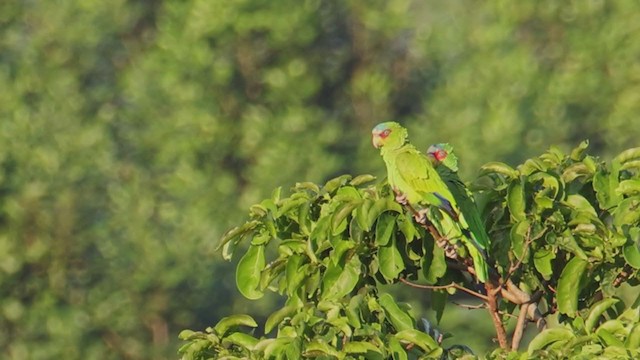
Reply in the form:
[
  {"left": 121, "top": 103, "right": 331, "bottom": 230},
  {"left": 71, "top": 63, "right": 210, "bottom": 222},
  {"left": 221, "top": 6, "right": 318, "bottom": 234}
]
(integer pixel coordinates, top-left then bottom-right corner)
[
  {"left": 399, "top": 277, "right": 489, "bottom": 301},
  {"left": 452, "top": 301, "right": 487, "bottom": 310}
]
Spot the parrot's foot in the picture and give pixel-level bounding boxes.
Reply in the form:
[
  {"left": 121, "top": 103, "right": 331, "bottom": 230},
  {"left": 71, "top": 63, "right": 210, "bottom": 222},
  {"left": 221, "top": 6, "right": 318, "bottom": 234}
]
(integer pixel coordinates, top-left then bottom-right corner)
[
  {"left": 413, "top": 209, "right": 429, "bottom": 225},
  {"left": 393, "top": 188, "right": 408, "bottom": 206},
  {"left": 436, "top": 238, "right": 458, "bottom": 260}
]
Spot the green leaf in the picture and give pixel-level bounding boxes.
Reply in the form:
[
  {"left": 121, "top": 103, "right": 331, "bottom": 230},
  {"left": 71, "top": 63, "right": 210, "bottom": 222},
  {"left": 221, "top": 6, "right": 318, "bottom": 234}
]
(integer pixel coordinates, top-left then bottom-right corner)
[
  {"left": 593, "top": 169, "right": 621, "bottom": 210},
  {"left": 596, "top": 327, "right": 624, "bottom": 347},
  {"left": 323, "top": 174, "right": 352, "bottom": 194},
  {"left": 623, "top": 227, "right": 640, "bottom": 269},
  {"left": 614, "top": 197, "right": 640, "bottom": 228},
  {"left": 510, "top": 219, "right": 530, "bottom": 261},
  {"left": 422, "top": 241, "right": 446, "bottom": 284},
  {"left": 585, "top": 298, "right": 620, "bottom": 334},
  {"left": 533, "top": 247, "right": 555, "bottom": 280},
  {"left": 614, "top": 147, "right": 640, "bottom": 164},
  {"left": 379, "top": 234, "right": 404, "bottom": 281},
  {"left": 303, "top": 340, "right": 341, "bottom": 358},
  {"left": 394, "top": 329, "right": 439, "bottom": 352},
  {"left": 479, "top": 162, "right": 518, "bottom": 179},
  {"left": 379, "top": 293, "right": 414, "bottom": 332},
  {"left": 387, "top": 335, "right": 408, "bottom": 360},
  {"left": 570, "top": 140, "right": 589, "bottom": 161},
  {"left": 616, "top": 179, "right": 640, "bottom": 197},
  {"left": 332, "top": 201, "right": 360, "bottom": 236},
  {"left": 343, "top": 341, "right": 382, "bottom": 355},
  {"left": 214, "top": 315, "right": 258, "bottom": 336},
  {"left": 178, "top": 329, "right": 196, "bottom": 340},
  {"left": 507, "top": 179, "right": 526, "bottom": 221},
  {"left": 321, "top": 256, "right": 361, "bottom": 300},
  {"left": 557, "top": 257, "right": 588, "bottom": 316},
  {"left": 221, "top": 332, "right": 259, "bottom": 350},
  {"left": 350, "top": 174, "right": 377, "bottom": 186},
  {"left": 217, "top": 220, "right": 261, "bottom": 251},
  {"left": 527, "top": 328, "right": 574, "bottom": 354},
  {"left": 265, "top": 305, "right": 297, "bottom": 334},
  {"left": 366, "top": 198, "right": 403, "bottom": 231},
  {"left": 431, "top": 290, "right": 447, "bottom": 324},
  {"left": 285, "top": 254, "right": 307, "bottom": 295},
  {"left": 375, "top": 212, "right": 396, "bottom": 246},
  {"left": 565, "top": 194, "right": 598, "bottom": 216},
  {"left": 236, "top": 244, "right": 266, "bottom": 300},
  {"left": 396, "top": 212, "right": 416, "bottom": 243},
  {"left": 626, "top": 323, "right": 640, "bottom": 348}
]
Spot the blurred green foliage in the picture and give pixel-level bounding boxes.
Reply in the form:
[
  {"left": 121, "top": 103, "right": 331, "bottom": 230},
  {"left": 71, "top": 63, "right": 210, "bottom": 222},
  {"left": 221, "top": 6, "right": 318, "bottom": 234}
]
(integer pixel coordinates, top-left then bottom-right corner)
[{"left": 2, "top": 0, "right": 640, "bottom": 358}]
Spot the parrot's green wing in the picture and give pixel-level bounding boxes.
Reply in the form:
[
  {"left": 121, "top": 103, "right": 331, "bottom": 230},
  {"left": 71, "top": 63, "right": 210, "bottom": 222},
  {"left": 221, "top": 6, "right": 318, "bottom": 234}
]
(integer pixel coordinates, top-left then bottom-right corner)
[
  {"left": 437, "top": 166, "right": 490, "bottom": 251},
  {"left": 394, "top": 147, "right": 489, "bottom": 282},
  {"left": 393, "top": 148, "right": 459, "bottom": 218}
]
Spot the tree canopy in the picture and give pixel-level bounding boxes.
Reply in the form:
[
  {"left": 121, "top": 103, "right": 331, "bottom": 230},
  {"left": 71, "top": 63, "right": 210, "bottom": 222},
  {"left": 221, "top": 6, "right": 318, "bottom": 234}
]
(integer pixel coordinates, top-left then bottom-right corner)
[{"left": 2, "top": 0, "right": 640, "bottom": 358}]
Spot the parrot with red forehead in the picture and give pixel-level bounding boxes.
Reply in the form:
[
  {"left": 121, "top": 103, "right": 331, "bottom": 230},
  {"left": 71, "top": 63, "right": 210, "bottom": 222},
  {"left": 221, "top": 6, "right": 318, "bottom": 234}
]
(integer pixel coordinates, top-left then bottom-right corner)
[
  {"left": 371, "top": 122, "right": 488, "bottom": 282},
  {"left": 427, "top": 143, "right": 491, "bottom": 254}
]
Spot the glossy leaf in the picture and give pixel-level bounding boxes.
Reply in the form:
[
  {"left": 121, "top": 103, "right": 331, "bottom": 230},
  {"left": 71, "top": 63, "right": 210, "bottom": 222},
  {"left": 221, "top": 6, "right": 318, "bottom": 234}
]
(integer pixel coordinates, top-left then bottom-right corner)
[
  {"left": 379, "top": 234, "right": 403, "bottom": 281},
  {"left": 236, "top": 244, "right": 266, "bottom": 300},
  {"left": 585, "top": 298, "right": 620, "bottom": 334},
  {"left": 265, "top": 305, "right": 297, "bottom": 334},
  {"left": 321, "top": 256, "right": 361, "bottom": 300},
  {"left": 394, "top": 329, "right": 439, "bottom": 352},
  {"left": 379, "top": 293, "right": 414, "bottom": 332},
  {"left": 221, "top": 332, "right": 259, "bottom": 350},
  {"left": 557, "top": 257, "right": 588, "bottom": 316},
  {"left": 623, "top": 227, "right": 640, "bottom": 269},
  {"left": 527, "top": 328, "right": 574, "bottom": 353},
  {"left": 507, "top": 179, "right": 526, "bottom": 221},
  {"left": 375, "top": 212, "right": 396, "bottom": 246},
  {"left": 479, "top": 162, "right": 518, "bottom": 179},
  {"left": 214, "top": 315, "right": 258, "bottom": 337}
]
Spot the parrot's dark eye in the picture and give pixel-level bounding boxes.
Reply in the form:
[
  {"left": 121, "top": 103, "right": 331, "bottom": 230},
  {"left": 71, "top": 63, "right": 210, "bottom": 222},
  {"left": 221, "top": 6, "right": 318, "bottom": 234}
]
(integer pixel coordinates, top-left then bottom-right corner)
[{"left": 380, "top": 129, "right": 391, "bottom": 138}]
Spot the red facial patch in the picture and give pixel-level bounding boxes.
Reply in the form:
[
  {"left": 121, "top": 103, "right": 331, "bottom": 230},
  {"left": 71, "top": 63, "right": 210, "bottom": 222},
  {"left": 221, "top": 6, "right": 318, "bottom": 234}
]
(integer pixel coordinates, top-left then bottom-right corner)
[
  {"left": 435, "top": 149, "right": 447, "bottom": 161},
  {"left": 380, "top": 129, "right": 391, "bottom": 138}
]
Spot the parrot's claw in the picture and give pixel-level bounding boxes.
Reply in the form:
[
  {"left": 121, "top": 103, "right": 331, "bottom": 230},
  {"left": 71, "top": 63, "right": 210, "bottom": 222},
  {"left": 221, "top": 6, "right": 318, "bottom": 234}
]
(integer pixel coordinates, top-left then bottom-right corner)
[
  {"left": 394, "top": 188, "right": 409, "bottom": 206},
  {"left": 414, "top": 209, "right": 429, "bottom": 225}
]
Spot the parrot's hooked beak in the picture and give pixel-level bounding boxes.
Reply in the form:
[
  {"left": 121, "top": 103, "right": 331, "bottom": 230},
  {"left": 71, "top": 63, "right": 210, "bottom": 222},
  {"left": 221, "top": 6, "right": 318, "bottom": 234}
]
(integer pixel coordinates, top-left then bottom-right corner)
[{"left": 372, "top": 132, "right": 383, "bottom": 149}]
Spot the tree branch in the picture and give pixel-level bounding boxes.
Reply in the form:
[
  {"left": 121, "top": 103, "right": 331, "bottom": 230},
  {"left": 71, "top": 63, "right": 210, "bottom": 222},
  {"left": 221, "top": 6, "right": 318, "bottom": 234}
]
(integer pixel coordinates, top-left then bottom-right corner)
[{"left": 398, "top": 277, "right": 488, "bottom": 301}]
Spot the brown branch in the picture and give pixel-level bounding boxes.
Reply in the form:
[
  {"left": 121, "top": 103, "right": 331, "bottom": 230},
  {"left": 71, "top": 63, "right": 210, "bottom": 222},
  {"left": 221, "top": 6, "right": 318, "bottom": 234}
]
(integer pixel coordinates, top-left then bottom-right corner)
[
  {"left": 511, "top": 303, "right": 531, "bottom": 351},
  {"left": 484, "top": 281, "right": 508, "bottom": 349},
  {"left": 398, "top": 277, "right": 488, "bottom": 301}
]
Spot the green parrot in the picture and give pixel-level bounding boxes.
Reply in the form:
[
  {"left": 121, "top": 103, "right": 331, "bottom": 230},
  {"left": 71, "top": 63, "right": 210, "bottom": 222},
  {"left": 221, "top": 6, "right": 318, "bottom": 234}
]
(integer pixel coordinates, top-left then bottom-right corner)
[
  {"left": 426, "top": 143, "right": 491, "bottom": 255},
  {"left": 371, "top": 122, "right": 488, "bottom": 282}
]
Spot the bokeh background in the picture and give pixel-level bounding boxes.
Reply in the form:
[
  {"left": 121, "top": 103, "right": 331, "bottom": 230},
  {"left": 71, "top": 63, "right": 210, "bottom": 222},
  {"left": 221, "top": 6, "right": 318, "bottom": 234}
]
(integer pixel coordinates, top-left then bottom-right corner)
[{"left": 2, "top": 0, "right": 640, "bottom": 358}]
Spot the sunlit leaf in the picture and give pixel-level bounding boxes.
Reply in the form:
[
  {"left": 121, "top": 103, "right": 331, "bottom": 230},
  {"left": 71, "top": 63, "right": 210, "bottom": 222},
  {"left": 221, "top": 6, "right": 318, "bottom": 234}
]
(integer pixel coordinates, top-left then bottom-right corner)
[
  {"left": 394, "top": 329, "right": 439, "bottom": 352},
  {"left": 236, "top": 244, "right": 266, "bottom": 300},
  {"left": 214, "top": 315, "right": 258, "bottom": 337},
  {"left": 527, "top": 328, "right": 574, "bottom": 353},
  {"left": 321, "top": 256, "right": 361, "bottom": 300},
  {"left": 557, "top": 257, "right": 588, "bottom": 316},
  {"left": 507, "top": 179, "right": 526, "bottom": 221},
  {"left": 479, "top": 162, "right": 518, "bottom": 179},
  {"left": 379, "top": 293, "right": 414, "bottom": 332},
  {"left": 375, "top": 212, "right": 396, "bottom": 246},
  {"left": 623, "top": 227, "right": 640, "bottom": 269},
  {"left": 585, "top": 298, "right": 620, "bottom": 334},
  {"left": 221, "top": 332, "right": 259, "bottom": 350}
]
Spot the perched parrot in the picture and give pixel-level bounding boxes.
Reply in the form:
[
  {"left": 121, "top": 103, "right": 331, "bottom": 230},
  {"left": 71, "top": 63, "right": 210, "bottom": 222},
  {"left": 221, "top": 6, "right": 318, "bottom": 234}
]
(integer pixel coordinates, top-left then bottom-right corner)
[
  {"left": 426, "top": 143, "right": 491, "bottom": 256},
  {"left": 371, "top": 122, "right": 488, "bottom": 282}
]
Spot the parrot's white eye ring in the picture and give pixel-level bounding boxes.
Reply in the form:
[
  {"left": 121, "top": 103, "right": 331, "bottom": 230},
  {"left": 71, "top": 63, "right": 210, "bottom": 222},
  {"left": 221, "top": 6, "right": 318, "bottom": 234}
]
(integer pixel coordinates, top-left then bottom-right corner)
[{"left": 381, "top": 129, "right": 391, "bottom": 138}]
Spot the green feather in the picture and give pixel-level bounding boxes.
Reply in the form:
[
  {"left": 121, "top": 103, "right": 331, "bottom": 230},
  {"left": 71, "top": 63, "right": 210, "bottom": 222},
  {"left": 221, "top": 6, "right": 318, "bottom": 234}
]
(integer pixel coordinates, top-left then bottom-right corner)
[{"left": 373, "top": 123, "right": 489, "bottom": 282}]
